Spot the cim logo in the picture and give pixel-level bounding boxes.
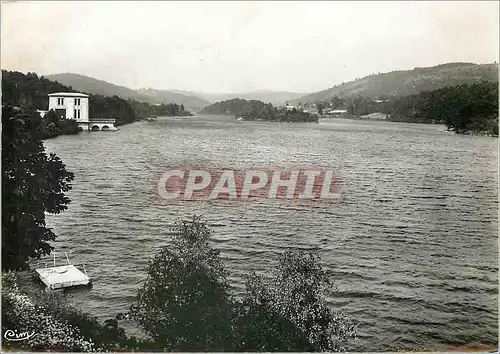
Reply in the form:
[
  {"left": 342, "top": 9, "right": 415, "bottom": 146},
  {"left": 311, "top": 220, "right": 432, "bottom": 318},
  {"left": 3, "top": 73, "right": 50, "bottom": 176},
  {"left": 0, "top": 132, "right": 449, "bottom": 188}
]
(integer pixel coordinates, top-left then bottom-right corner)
[{"left": 153, "top": 165, "right": 342, "bottom": 205}]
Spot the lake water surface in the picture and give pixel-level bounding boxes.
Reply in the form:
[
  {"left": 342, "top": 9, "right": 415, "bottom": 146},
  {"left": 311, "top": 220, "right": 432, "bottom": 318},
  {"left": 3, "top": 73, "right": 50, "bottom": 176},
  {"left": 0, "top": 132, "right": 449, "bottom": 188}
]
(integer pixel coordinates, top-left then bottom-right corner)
[{"left": 38, "top": 115, "right": 498, "bottom": 351}]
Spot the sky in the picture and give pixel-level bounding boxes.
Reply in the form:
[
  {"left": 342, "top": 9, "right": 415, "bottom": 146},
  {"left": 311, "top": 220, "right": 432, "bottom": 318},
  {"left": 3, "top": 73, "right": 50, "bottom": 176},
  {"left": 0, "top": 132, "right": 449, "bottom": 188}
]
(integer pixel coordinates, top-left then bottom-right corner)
[{"left": 1, "top": 1, "right": 499, "bottom": 94}]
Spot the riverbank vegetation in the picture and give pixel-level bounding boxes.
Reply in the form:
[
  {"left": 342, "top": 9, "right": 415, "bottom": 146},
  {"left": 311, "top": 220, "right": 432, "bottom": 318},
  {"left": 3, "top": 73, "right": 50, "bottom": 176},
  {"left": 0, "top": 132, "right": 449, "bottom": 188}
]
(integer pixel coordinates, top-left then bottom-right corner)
[
  {"left": 312, "top": 82, "right": 498, "bottom": 136},
  {"left": 241, "top": 105, "right": 319, "bottom": 123},
  {"left": 40, "top": 110, "right": 81, "bottom": 138},
  {"left": 200, "top": 98, "right": 318, "bottom": 122},
  {"left": 388, "top": 82, "right": 498, "bottom": 136},
  {"left": 2, "top": 106, "right": 75, "bottom": 270},
  {"left": 2, "top": 217, "right": 357, "bottom": 352},
  {"left": 131, "top": 101, "right": 192, "bottom": 117},
  {"left": 1, "top": 70, "right": 194, "bottom": 138},
  {"left": 130, "top": 216, "right": 356, "bottom": 351},
  {"left": 200, "top": 98, "right": 268, "bottom": 115}
]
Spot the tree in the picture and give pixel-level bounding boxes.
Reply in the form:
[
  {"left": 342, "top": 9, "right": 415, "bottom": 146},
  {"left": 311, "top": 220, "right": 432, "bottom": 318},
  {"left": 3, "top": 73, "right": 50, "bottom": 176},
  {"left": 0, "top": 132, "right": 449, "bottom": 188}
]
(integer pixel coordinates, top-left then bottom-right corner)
[
  {"left": 130, "top": 216, "right": 235, "bottom": 351},
  {"left": 385, "top": 81, "right": 498, "bottom": 134},
  {"left": 2, "top": 106, "right": 75, "bottom": 270},
  {"left": 242, "top": 250, "right": 357, "bottom": 352},
  {"left": 330, "top": 96, "right": 345, "bottom": 109},
  {"left": 130, "top": 216, "right": 356, "bottom": 352},
  {"left": 39, "top": 110, "right": 80, "bottom": 139},
  {"left": 235, "top": 272, "right": 313, "bottom": 352}
]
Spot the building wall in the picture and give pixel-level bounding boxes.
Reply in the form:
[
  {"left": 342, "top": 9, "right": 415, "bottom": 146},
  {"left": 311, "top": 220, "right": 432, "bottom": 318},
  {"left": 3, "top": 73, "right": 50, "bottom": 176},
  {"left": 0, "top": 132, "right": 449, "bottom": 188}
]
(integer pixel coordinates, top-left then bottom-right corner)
[
  {"left": 48, "top": 96, "right": 89, "bottom": 123},
  {"left": 89, "top": 121, "right": 118, "bottom": 131},
  {"left": 78, "top": 122, "right": 90, "bottom": 131}
]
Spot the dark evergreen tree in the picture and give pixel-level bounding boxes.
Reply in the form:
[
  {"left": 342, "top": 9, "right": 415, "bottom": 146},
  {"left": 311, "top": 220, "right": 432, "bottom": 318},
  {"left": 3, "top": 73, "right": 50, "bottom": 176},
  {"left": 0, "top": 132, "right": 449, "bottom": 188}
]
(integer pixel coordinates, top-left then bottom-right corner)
[{"left": 2, "top": 106, "right": 75, "bottom": 270}]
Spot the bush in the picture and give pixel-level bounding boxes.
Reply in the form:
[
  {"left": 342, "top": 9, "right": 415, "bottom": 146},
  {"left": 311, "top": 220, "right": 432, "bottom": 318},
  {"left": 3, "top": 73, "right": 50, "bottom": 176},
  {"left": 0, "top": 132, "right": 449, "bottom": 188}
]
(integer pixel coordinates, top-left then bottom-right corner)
[
  {"left": 1, "top": 271, "right": 139, "bottom": 352},
  {"left": 2, "top": 271, "right": 96, "bottom": 351},
  {"left": 39, "top": 110, "right": 80, "bottom": 139}
]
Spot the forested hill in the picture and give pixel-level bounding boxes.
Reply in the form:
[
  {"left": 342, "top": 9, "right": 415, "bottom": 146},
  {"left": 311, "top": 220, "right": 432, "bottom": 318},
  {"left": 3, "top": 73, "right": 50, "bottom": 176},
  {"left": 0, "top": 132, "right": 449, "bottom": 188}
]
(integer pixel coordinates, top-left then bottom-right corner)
[
  {"left": 2, "top": 71, "right": 79, "bottom": 111},
  {"left": 47, "top": 73, "right": 210, "bottom": 112},
  {"left": 199, "top": 98, "right": 267, "bottom": 116},
  {"left": 340, "top": 81, "right": 498, "bottom": 136},
  {"left": 2, "top": 70, "right": 192, "bottom": 127},
  {"left": 388, "top": 82, "right": 498, "bottom": 136},
  {"left": 293, "top": 62, "right": 498, "bottom": 104}
]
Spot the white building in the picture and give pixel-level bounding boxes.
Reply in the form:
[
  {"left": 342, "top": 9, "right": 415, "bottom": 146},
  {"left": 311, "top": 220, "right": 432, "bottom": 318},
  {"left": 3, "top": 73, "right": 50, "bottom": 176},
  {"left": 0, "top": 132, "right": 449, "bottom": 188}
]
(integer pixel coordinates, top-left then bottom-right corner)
[
  {"left": 48, "top": 92, "right": 90, "bottom": 128},
  {"left": 47, "top": 92, "right": 117, "bottom": 131}
]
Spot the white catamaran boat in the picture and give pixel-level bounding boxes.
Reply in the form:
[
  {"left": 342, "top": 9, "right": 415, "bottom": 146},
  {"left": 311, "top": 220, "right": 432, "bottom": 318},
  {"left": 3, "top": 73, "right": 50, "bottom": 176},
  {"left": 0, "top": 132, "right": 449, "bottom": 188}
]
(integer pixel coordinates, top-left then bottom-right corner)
[{"left": 35, "top": 252, "right": 91, "bottom": 290}]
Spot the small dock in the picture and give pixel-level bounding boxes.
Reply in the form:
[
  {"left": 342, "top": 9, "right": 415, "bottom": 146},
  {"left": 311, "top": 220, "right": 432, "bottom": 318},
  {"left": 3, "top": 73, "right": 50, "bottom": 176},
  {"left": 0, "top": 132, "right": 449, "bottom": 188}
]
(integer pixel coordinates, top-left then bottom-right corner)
[{"left": 35, "top": 253, "right": 91, "bottom": 290}]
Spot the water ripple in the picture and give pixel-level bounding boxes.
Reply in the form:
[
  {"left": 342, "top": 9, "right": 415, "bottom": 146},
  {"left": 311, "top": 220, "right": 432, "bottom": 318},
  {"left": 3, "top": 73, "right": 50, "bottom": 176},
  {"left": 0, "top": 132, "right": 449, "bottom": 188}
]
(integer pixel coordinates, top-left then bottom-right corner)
[{"left": 36, "top": 115, "right": 498, "bottom": 351}]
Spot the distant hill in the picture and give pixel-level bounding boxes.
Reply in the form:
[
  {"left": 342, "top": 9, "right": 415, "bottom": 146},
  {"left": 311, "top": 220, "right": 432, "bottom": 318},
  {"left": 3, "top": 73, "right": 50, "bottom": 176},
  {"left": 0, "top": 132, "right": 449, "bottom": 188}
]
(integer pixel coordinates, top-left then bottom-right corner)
[
  {"left": 292, "top": 62, "right": 499, "bottom": 104},
  {"left": 134, "top": 88, "right": 210, "bottom": 112},
  {"left": 46, "top": 73, "right": 210, "bottom": 111},
  {"left": 46, "top": 73, "right": 137, "bottom": 99},
  {"left": 182, "top": 90, "right": 307, "bottom": 106}
]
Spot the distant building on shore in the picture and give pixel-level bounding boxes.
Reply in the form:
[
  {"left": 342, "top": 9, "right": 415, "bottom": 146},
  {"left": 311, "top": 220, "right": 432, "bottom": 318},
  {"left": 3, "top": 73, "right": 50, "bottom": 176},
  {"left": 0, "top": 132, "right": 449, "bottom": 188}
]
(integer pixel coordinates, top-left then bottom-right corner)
[
  {"left": 47, "top": 92, "right": 117, "bottom": 131},
  {"left": 360, "top": 112, "right": 389, "bottom": 120},
  {"left": 324, "top": 109, "right": 348, "bottom": 117}
]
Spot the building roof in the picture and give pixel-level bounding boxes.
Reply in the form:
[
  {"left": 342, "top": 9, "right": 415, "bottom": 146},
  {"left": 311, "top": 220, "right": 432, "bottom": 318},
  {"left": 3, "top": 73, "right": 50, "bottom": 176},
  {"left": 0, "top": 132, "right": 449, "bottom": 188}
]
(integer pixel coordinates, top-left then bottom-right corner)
[{"left": 48, "top": 92, "right": 89, "bottom": 98}]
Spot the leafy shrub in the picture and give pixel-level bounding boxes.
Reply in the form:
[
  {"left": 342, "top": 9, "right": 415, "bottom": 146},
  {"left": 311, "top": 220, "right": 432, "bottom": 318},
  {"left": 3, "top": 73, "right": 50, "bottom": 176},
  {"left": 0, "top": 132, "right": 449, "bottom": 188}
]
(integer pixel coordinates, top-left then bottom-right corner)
[
  {"left": 2, "top": 216, "right": 357, "bottom": 352},
  {"left": 39, "top": 110, "right": 80, "bottom": 139},
  {"left": 2, "top": 271, "right": 96, "bottom": 351},
  {"left": 241, "top": 250, "right": 357, "bottom": 352},
  {"left": 1, "top": 271, "right": 142, "bottom": 352}
]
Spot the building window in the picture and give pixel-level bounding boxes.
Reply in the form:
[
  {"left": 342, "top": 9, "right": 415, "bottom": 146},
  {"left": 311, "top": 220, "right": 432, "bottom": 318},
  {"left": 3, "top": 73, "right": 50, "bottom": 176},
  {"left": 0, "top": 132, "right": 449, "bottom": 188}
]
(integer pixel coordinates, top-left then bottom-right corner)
[
  {"left": 57, "top": 97, "right": 65, "bottom": 106},
  {"left": 75, "top": 98, "right": 81, "bottom": 106},
  {"left": 74, "top": 109, "right": 81, "bottom": 119}
]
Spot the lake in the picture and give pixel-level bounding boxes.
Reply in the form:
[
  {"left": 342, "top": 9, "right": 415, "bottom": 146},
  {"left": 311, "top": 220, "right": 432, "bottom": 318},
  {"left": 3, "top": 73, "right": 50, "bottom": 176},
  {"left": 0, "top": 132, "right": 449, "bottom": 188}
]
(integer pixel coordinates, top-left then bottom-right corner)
[{"left": 38, "top": 115, "right": 498, "bottom": 351}]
